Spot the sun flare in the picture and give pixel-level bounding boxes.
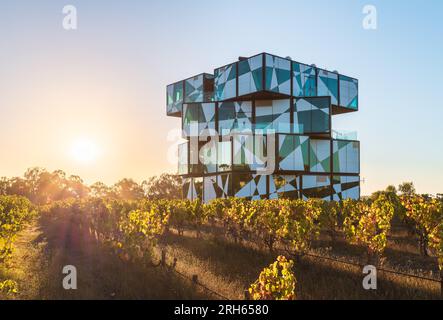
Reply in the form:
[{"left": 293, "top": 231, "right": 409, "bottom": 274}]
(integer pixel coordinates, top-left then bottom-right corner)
[{"left": 70, "top": 138, "right": 99, "bottom": 164}]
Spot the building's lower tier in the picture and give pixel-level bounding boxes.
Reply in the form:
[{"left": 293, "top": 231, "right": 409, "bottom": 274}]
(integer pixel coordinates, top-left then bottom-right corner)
[{"left": 183, "top": 173, "right": 360, "bottom": 202}]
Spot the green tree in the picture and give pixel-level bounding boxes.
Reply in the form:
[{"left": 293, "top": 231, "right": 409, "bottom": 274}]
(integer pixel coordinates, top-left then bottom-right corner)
[
  {"left": 398, "top": 182, "right": 416, "bottom": 196},
  {"left": 142, "top": 174, "right": 181, "bottom": 200},
  {"left": 112, "top": 179, "right": 145, "bottom": 200}
]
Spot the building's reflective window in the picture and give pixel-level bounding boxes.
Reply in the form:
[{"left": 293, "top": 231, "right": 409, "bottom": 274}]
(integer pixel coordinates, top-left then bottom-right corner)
[
  {"left": 332, "top": 140, "right": 360, "bottom": 174},
  {"left": 232, "top": 173, "right": 267, "bottom": 200},
  {"left": 233, "top": 134, "right": 267, "bottom": 171},
  {"left": 167, "top": 81, "right": 183, "bottom": 115},
  {"left": 178, "top": 142, "right": 188, "bottom": 175},
  {"left": 194, "top": 177, "right": 203, "bottom": 200},
  {"left": 255, "top": 99, "right": 291, "bottom": 133},
  {"left": 238, "top": 54, "right": 263, "bottom": 96},
  {"left": 183, "top": 177, "right": 203, "bottom": 201},
  {"left": 317, "top": 69, "right": 338, "bottom": 105},
  {"left": 332, "top": 175, "right": 360, "bottom": 200},
  {"left": 184, "top": 74, "right": 204, "bottom": 103},
  {"left": 301, "top": 175, "right": 331, "bottom": 200},
  {"left": 188, "top": 140, "right": 202, "bottom": 175},
  {"left": 203, "top": 174, "right": 231, "bottom": 203},
  {"left": 265, "top": 54, "right": 291, "bottom": 95},
  {"left": 292, "top": 62, "right": 316, "bottom": 97},
  {"left": 200, "top": 141, "right": 217, "bottom": 174},
  {"left": 218, "top": 101, "right": 252, "bottom": 135},
  {"left": 182, "top": 103, "right": 216, "bottom": 137},
  {"left": 269, "top": 175, "right": 300, "bottom": 199},
  {"left": 278, "top": 134, "right": 309, "bottom": 171},
  {"left": 214, "top": 63, "right": 237, "bottom": 101},
  {"left": 339, "top": 75, "right": 358, "bottom": 109},
  {"left": 309, "top": 139, "right": 331, "bottom": 173},
  {"left": 294, "top": 97, "right": 330, "bottom": 134},
  {"left": 217, "top": 140, "right": 232, "bottom": 172}
]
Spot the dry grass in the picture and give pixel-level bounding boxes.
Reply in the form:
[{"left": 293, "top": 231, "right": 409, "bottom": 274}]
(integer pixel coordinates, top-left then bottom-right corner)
[
  {"left": 1, "top": 218, "right": 210, "bottom": 300},
  {"left": 156, "top": 226, "right": 441, "bottom": 300}
]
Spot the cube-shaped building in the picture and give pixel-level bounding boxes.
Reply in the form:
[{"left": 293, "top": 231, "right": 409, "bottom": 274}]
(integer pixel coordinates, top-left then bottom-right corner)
[{"left": 167, "top": 53, "right": 360, "bottom": 202}]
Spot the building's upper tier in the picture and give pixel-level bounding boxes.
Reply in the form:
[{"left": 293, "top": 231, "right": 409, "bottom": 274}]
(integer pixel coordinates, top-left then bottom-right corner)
[{"left": 167, "top": 53, "right": 358, "bottom": 117}]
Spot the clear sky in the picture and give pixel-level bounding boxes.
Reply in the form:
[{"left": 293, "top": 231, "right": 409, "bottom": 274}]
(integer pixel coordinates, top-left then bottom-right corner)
[{"left": 0, "top": 0, "right": 442, "bottom": 195}]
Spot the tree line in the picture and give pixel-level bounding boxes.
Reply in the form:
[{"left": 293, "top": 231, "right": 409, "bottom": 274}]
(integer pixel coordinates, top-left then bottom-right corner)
[{"left": 0, "top": 167, "right": 182, "bottom": 204}]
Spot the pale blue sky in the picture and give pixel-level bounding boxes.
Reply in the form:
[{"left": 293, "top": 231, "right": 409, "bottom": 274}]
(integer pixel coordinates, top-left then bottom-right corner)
[{"left": 0, "top": 0, "right": 442, "bottom": 195}]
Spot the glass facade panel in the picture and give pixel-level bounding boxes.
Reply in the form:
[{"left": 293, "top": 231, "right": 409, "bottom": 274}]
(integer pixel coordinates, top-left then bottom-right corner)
[
  {"left": 255, "top": 99, "right": 291, "bottom": 133},
  {"left": 182, "top": 103, "right": 199, "bottom": 137},
  {"left": 214, "top": 63, "right": 237, "bottom": 101},
  {"left": 217, "top": 140, "right": 232, "bottom": 172},
  {"left": 203, "top": 74, "right": 215, "bottom": 101},
  {"left": 265, "top": 54, "right": 291, "bottom": 95},
  {"left": 178, "top": 142, "right": 188, "bottom": 175},
  {"left": 255, "top": 100, "right": 273, "bottom": 131},
  {"left": 183, "top": 177, "right": 203, "bottom": 201},
  {"left": 301, "top": 175, "right": 331, "bottom": 200},
  {"left": 332, "top": 140, "right": 360, "bottom": 174},
  {"left": 332, "top": 175, "right": 360, "bottom": 200},
  {"left": 232, "top": 173, "right": 267, "bottom": 200},
  {"left": 203, "top": 174, "right": 231, "bottom": 203},
  {"left": 200, "top": 141, "right": 217, "bottom": 174},
  {"left": 218, "top": 101, "right": 252, "bottom": 135},
  {"left": 293, "top": 97, "right": 330, "bottom": 134},
  {"left": 184, "top": 74, "right": 204, "bottom": 103},
  {"left": 238, "top": 54, "right": 263, "bottom": 96},
  {"left": 269, "top": 175, "right": 300, "bottom": 199},
  {"left": 278, "top": 134, "right": 309, "bottom": 171},
  {"left": 194, "top": 177, "right": 203, "bottom": 200},
  {"left": 292, "top": 62, "right": 316, "bottom": 97},
  {"left": 167, "top": 81, "right": 183, "bottom": 115},
  {"left": 233, "top": 134, "right": 267, "bottom": 171},
  {"left": 188, "top": 141, "right": 203, "bottom": 175},
  {"left": 182, "top": 103, "right": 216, "bottom": 137},
  {"left": 339, "top": 75, "right": 358, "bottom": 109},
  {"left": 183, "top": 177, "right": 192, "bottom": 200},
  {"left": 309, "top": 139, "right": 331, "bottom": 173},
  {"left": 317, "top": 69, "right": 338, "bottom": 105}
]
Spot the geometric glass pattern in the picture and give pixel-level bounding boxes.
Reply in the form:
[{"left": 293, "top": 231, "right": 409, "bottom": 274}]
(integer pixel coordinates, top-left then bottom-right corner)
[
  {"left": 203, "top": 174, "right": 231, "bottom": 203},
  {"left": 332, "top": 175, "right": 360, "bottom": 201},
  {"left": 182, "top": 103, "right": 216, "bottom": 137},
  {"left": 292, "top": 62, "right": 316, "bottom": 97},
  {"left": 183, "top": 177, "right": 203, "bottom": 201},
  {"left": 278, "top": 134, "right": 309, "bottom": 171},
  {"left": 339, "top": 75, "right": 358, "bottom": 110},
  {"left": 233, "top": 134, "right": 267, "bottom": 171},
  {"left": 178, "top": 142, "right": 188, "bottom": 175},
  {"left": 218, "top": 101, "right": 253, "bottom": 135},
  {"left": 217, "top": 140, "right": 232, "bottom": 172},
  {"left": 238, "top": 54, "right": 263, "bottom": 96},
  {"left": 255, "top": 99, "right": 291, "bottom": 133},
  {"left": 301, "top": 175, "right": 332, "bottom": 200},
  {"left": 317, "top": 69, "right": 338, "bottom": 105},
  {"left": 309, "top": 139, "right": 331, "bottom": 173},
  {"left": 184, "top": 74, "right": 204, "bottom": 103},
  {"left": 167, "top": 81, "right": 184, "bottom": 116},
  {"left": 168, "top": 52, "right": 360, "bottom": 202},
  {"left": 269, "top": 175, "right": 300, "bottom": 199},
  {"left": 188, "top": 141, "right": 205, "bottom": 175},
  {"left": 293, "top": 97, "right": 330, "bottom": 134},
  {"left": 233, "top": 173, "right": 268, "bottom": 200},
  {"left": 215, "top": 63, "right": 237, "bottom": 101},
  {"left": 200, "top": 140, "right": 217, "bottom": 174},
  {"left": 265, "top": 54, "right": 291, "bottom": 95},
  {"left": 332, "top": 140, "right": 360, "bottom": 174}
]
